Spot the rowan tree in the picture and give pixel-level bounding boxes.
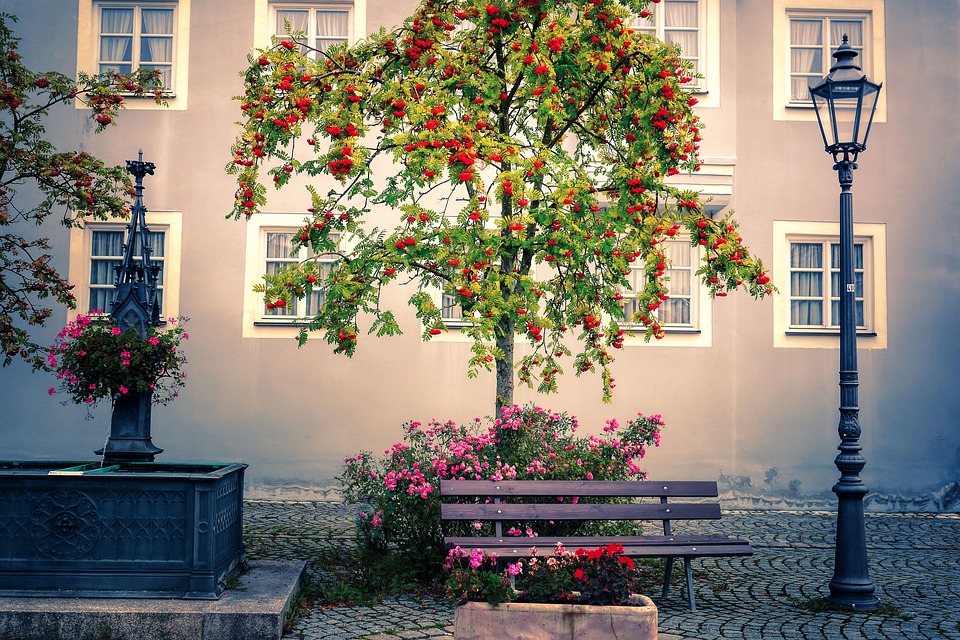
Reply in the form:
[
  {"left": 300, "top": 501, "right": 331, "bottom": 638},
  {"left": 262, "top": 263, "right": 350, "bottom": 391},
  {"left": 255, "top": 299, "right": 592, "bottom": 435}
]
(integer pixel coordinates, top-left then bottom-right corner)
[
  {"left": 228, "top": 0, "right": 773, "bottom": 416},
  {"left": 0, "top": 13, "right": 163, "bottom": 369}
]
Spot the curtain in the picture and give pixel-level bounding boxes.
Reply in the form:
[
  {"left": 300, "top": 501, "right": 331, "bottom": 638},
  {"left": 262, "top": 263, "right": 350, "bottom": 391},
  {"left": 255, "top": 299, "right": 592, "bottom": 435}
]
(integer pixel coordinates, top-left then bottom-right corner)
[
  {"left": 89, "top": 231, "right": 123, "bottom": 313},
  {"left": 276, "top": 10, "right": 308, "bottom": 35},
  {"left": 660, "top": 241, "right": 691, "bottom": 325},
  {"left": 265, "top": 233, "right": 295, "bottom": 316},
  {"left": 100, "top": 8, "right": 133, "bottom": 72},
  {"left": 141, "top": 9, "right": 173, "bottom": 62},
  {"left": 830, "top": 20, "right": 862, "bottom": 48},
  {"left": 790, "top": 243, "right": 822, "bottom": 325},
  {"left": 660, "top": 299, "right": 690, "bottom": 325},
  {"left": 665, "top": 0, "right": 698, "bottom": 69},
  {"left": 316, "top": 10, "right": 349, "bottom": 52},
  {"left": 790, "top": 20, "right": 822, "bottom": 101}
]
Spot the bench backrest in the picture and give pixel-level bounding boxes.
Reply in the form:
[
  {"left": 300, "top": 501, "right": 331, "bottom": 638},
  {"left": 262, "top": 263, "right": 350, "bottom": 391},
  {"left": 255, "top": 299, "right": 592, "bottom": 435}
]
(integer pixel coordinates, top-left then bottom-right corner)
[{"left": 440, "top": 479, "right": 721, "bottom": 537}]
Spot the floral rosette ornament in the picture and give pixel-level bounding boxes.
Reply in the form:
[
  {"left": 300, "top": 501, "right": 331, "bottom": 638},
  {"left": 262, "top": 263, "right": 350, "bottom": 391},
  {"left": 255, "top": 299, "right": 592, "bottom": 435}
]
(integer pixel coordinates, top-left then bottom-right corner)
[{"left": 47, "top": 313, "right": 188, "bottom": 407}]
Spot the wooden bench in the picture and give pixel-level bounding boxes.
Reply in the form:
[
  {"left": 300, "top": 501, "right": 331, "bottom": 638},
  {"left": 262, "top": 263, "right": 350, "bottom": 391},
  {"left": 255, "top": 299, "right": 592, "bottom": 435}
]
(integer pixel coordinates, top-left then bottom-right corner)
[{"left": 440, "top": 479, "right": 752, "bottom": 610}]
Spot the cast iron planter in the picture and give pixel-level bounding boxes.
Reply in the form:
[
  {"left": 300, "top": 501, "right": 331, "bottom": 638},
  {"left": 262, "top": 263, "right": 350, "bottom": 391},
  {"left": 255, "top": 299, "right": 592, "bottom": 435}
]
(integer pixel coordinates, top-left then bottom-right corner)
[{"left": 0, "top": 461, "right": 246, "bottom": 599}]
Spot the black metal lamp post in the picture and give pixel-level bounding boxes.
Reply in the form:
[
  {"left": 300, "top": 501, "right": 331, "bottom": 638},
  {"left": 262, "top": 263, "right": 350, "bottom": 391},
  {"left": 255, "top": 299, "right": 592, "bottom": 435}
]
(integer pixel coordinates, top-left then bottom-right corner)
[
  {"left": 809, "top": 36, "right": 882, "bottom": 610},
  {"left": 94, "top": 151, "right": 164, "bottom": 462}
]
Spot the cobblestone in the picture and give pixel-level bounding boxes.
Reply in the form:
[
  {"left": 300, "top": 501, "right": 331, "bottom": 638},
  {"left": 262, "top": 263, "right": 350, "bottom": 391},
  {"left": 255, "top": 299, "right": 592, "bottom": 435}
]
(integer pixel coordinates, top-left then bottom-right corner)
[{"left": 243, "top": 502, "right": 960, "bottom": 639}]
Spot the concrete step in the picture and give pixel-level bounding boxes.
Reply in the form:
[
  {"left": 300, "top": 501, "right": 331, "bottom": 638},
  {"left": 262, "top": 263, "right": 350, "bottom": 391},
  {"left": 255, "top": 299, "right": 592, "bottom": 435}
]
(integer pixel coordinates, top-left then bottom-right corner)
[{"left": 0, "top": 559, "right": 306, "bottom": 640}]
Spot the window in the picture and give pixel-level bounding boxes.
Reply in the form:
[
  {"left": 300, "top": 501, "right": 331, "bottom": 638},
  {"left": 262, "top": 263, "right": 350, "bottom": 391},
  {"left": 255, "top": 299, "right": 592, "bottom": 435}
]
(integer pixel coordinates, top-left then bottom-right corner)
[
  {"left": 78, "top": 1, "right": 191, "bottom": 108},
  {"left": 634, "top": 0, "right": 703, "bottom": 89},
  {"left": 88, "top": 228, "right": 166, "bottom": 315},
  {"left": 260, "top": 230, "right": 338, "bottom": 321},
  {"left": 789, "top": 240, "right": 865, "bottom": 330},
  {"left": 97, "top": 3, "right": 176, "bottom": 92},
  {"left": 273, "top": 5, "right": 351, "bottom": 56},
  {"left": 772, "top": 0, "right": 886, "bottom": 122},
  {"left": 622, "top": 238, "right": 698, "bottom": 330},
  {"left": 441, "top": 293, "right": 464, "bottom": 325},
  {"left": 773, "top": 220, "right": 886, "bottom": 349},
  {"left": 242, "top": 213, "right": 345, "bottom": 337},
  {"left": 68, "top": 211, "right": 182, "bottom": 323},
  {"left": 789, "top": 13, "right": 867, "bottom": 103}
]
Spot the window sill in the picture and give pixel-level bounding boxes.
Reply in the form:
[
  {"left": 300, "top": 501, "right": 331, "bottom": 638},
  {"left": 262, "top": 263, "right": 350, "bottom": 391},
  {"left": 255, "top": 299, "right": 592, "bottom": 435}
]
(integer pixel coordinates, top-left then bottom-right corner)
[
  {"left": 254, "top": 319, "right": 311, "bottom": 326},
  {"left": 785, "top": 330, "right": 877, "bottom": 337}
]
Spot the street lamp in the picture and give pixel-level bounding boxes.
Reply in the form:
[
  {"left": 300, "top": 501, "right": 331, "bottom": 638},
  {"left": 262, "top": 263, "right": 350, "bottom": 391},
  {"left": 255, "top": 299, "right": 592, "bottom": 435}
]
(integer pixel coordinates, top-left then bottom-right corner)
[{"left": 809, "top": 35, "right": 882, "bottom": 610}]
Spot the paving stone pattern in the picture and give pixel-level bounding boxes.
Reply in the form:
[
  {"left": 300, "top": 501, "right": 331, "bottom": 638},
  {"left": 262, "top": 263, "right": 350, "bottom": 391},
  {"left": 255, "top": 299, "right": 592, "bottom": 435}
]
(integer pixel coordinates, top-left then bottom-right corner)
[{"left": 243, "top": 502, "right": 960, "bottom": 640}]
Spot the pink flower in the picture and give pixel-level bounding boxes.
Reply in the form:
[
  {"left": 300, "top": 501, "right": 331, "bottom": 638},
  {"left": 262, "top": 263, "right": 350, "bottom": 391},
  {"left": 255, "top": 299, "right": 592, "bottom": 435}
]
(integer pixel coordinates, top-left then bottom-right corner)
[
  {"left": 47, "top": 388, "right": 56, "bottom": 396},
  {"left": 148, "top": 337, "right": 160, "bottom": 346},
  {"left": 507, "top": 562, "right": 522, "bottom": 576},
  {"left": 119, "top": 385, "right": 129, "bottom": 395},
  {"left": 469, "top": 548, "right": 484, "bottom": 569},
  {"left": 111, "top": 327, "right": 122, "bottom": 336},
  {"left": 89, "top": 384, "right": 97, "bottom": 390}
]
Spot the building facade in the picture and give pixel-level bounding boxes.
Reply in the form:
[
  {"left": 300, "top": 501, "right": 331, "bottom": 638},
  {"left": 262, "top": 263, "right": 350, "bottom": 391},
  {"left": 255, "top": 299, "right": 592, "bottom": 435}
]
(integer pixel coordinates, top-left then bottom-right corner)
[{"left": 1, "top": 0, "right": 957, "bottom": 510}]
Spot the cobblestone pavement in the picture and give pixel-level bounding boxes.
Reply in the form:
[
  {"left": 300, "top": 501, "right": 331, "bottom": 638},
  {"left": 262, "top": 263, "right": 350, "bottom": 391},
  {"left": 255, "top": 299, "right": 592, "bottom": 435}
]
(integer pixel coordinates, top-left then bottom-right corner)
[{"left": 243, "top": 502, "right": 960, "bottom": 640}]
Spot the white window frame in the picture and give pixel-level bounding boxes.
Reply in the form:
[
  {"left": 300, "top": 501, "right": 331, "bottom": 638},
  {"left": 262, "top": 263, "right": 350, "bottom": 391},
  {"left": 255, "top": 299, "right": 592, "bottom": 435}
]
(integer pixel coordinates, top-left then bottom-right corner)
[
  {"left": 773, "top": 220, "right": 887, "bottom": 349},
  {"left": 272, "top": 4, "right": 353, "bottom": 58},
  {"left": 631, "top": 0, "right": 720, "bottom": 108},
  {"left": 96, "top": 3, "right": 177, "bottom": 92},
  {"left": 621, "top": 237, "right": 700, "bottom": 333},
  {"left": 254, "top": 0, "right": 365, "bottom": 55},
  {"left": 68, "top": 210, "right": 182, "bottom": 323},
  {"left": 243, "top": 213, "right": 339, "bottom": 338},
  {"left": 773, "top": 0, "right": 886, "bottom": 123},
  {"left": 77, "top": 0, "right": 192, "bottom": 110},
  {"left": 787, "top": 11, "right": 869, "bottom": 107},
  {"left": 257, "top": 228, "right": 339, "bottom": 324}
]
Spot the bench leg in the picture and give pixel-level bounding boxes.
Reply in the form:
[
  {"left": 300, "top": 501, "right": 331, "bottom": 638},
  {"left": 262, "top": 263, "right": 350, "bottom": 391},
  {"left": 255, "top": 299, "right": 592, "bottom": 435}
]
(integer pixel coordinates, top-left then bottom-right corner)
[
  {"left": 684, "top": 558, "right": 696, "bottom": 611},
  {"left": 662, "top": 557, "right": 674, "bottom": 598}
]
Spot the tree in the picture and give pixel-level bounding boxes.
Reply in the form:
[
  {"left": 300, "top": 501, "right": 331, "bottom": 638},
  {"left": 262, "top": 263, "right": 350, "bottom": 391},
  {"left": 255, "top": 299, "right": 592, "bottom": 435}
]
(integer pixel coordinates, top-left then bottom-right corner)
[
  {"left": 0, "top": 13, "right": 163, "bottom": 370},
  {"left": 228, "top": 0, "right": 773, "bottom": 416}
]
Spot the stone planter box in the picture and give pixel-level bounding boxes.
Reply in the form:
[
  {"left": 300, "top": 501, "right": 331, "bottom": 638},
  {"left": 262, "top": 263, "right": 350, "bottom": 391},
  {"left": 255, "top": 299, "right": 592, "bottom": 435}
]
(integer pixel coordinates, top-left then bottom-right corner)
[
  {"left": 0, "top": 461, "right": 246, "bottom": 599},
  {"left": 454, "top": 594, "right": 657, "bottom": 640}
]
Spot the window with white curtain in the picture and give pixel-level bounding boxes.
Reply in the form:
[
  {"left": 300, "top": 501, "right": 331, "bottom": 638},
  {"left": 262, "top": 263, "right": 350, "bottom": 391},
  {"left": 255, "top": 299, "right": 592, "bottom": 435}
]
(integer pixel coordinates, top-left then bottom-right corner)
[
  {"left": 789, "top": 238, "right": 870, "bottom": 331},
  {"left": 86, "top": 226, "right": 167, "bottom": 316},
  {"left": 260, "top": 230, "right": 339, "bottom": 321},
  {"left": 441, "top": 293, "right": 465, "bottom": 325},
  {"left": 272, "top": 4, "right": 351, "bottom": 57},
  {"left": 633, "top": 0, "right": 704, "bottom": 90},
  {"left": 622, "top": 238, "right": 699, "bottom": 330},
  {"left": 97, "top": 3, "right": 176, "bottom": 91},
  {"left": 788, "top": 12, "right": 870, "bottom": 103}
]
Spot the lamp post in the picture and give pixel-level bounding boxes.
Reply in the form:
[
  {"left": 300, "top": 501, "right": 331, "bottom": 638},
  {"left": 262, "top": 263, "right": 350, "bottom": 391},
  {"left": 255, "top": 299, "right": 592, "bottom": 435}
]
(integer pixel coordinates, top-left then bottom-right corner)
[{"left": 809, "top": 36, "right": 882, "bottom": 610}]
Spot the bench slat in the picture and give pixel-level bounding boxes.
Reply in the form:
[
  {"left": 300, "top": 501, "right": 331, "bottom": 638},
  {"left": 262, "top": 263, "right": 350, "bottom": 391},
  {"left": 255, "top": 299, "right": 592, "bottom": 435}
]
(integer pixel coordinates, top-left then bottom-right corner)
[
  {"left": 445, "top": 534, "right": 750, "bottom": 548},
  {"left": 440, "top": 479, "right": 718, "bottom": 498},
  {"left": 444, "top": 537, "right": 753, "bottom": 559},
  {"left": 440, "top": 502, "right": 721, "bottom": 521}
]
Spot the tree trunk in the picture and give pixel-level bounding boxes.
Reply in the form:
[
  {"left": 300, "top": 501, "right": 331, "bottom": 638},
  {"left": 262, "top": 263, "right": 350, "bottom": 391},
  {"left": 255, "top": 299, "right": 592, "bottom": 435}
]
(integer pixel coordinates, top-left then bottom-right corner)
[{"left": 495, "top": 315, "right": 515, "bottom": 418}]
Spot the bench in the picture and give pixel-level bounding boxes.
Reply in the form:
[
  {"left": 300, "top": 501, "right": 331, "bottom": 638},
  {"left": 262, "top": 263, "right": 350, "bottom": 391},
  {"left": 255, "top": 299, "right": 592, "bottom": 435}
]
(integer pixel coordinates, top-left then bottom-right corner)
[{"left": 440, "top": 479, "right": 752, "bottom": 610}]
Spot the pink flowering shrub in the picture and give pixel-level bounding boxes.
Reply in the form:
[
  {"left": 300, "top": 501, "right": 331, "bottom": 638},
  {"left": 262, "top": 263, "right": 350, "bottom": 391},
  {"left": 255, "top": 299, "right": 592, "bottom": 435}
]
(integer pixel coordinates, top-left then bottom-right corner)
[
  {"left": 47, "top": 313, "right": 188, "bottom": 407},
  {"left": 340, "top": 404, "right": 663, "bottom": 580}
]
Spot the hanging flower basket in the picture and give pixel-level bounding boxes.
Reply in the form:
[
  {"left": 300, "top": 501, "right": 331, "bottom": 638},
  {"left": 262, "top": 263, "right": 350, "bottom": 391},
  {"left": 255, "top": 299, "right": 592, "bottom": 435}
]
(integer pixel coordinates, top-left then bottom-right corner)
[{"left": 48, "top": 312, "right": 188, "bottom": 407}]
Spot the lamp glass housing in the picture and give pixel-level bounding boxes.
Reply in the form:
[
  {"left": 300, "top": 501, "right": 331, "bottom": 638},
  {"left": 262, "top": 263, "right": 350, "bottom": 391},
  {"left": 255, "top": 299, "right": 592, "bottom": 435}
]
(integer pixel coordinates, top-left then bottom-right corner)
[{"left": 809, "top": 39, "right": 882, "bottom": 157}]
